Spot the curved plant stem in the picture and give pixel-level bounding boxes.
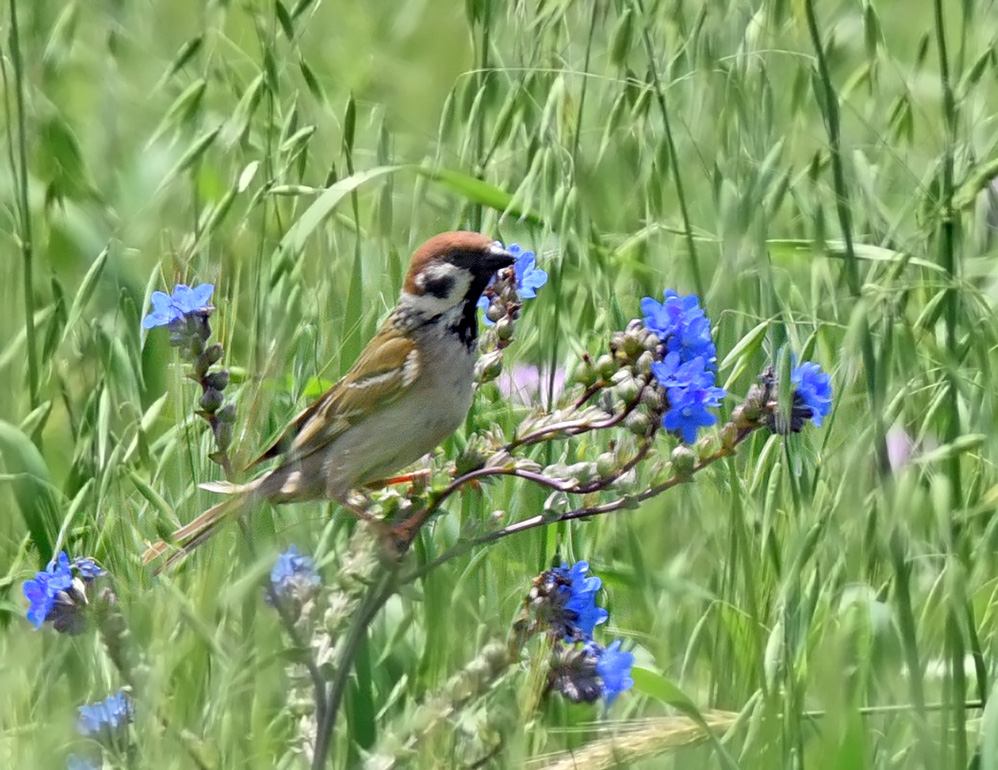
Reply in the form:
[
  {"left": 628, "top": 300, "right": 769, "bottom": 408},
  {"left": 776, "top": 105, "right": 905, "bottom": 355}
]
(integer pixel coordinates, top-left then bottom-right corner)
[
  {"left": 402, "top": 426, "right": 757, "bottom": 585},
  {"left": 312, "top": 569, "right": 397, "bottom": 769}
]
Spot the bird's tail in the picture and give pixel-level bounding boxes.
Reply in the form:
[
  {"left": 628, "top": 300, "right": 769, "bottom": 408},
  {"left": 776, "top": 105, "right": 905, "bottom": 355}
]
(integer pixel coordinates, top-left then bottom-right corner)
[{"left": 142, "top": 481, "right": 256, "bottom": 573}]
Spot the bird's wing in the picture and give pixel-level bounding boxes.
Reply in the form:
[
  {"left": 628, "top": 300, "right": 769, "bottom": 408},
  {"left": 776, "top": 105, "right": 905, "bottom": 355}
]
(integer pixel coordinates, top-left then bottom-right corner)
[{"left": 250, "top": 323, "right": 420, "bottom": 467}]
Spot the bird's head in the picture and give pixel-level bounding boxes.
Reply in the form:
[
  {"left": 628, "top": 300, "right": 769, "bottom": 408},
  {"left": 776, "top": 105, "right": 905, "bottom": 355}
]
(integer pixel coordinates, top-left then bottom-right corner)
[{"left": 401, "top": 231, "right": 516, "bottom": 321}]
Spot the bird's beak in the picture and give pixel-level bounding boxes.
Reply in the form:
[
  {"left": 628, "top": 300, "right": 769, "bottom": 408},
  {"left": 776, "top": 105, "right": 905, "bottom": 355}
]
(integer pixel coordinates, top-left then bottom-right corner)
[{"left": 485, "top": 242, "right": 517, "bottom": 271}]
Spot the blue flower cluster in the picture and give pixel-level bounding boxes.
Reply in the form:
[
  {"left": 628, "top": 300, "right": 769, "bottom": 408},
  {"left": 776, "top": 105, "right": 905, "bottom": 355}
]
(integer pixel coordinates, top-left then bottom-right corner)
[
  {"left": 268, "top": 545, "right": 320, "bottom": 605},
  {"left": 22, "top": 552, "right": 105, "bottom": 631},
  {"left": 77, "top": 691, "right": 131, "bottom": 736},
  {"left": 550, "top": 561, "right": 609, "bottom": 640},
  {"left": 791, "top": 360, "right": 832, "bottom": 427},
  {"left": 142, "top": 283, "right": 214, "bottom": 329},
  {"left": 593, "top": 639, "right": 635, "bottom": 705},
  {"left": 642, "top": 290, "right": 726, "bottom": 443},
  {"left": 478, "top": 243, "right": 548, "bottom": 325},
  {"left": 543, "top": 561, "right": 634, "bottom": 705}
]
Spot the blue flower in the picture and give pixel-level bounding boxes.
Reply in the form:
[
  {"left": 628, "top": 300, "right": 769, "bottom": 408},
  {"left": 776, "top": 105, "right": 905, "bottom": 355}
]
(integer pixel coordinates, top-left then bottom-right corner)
[
  {"left": 664, "top": 382, "right": 727, "bottom": 444},
  {"left": 269, "top": 545, "right": 320, "bottom": 602},
  {"left": 550, "top": 638, "right": 635, "bottom": 705},
  {"left": 479, "top": 243, "right": 547, "bottom": 325},
  {"left": 650, "top": 353, "right": 714, "bottom": 390},
  {"left": 73, "top": 557, "right": 106, "bottom": 581},
  {"left": 643, "top": 290, "right": 726, "bottom": 443},
  {"left": 23, "top": 552, "right": 74, "bottom": 629},
  {"left": 509, "top": 244, "right": 548, "bottom": 299},
  {"left": 142, "top": 283, "right": 214, "bottom": 329},
  {"left": 594, "top": 639, "right": 635, "bottom": 705},
  {"left": 551, "top": 561, "right": 609, "bottom": 640},
  {"left": 24, "top": 552, "right": 107, "bottom": 634},
  {"left": 641, "top": 290, "right": 717, "bottom": 365},
  {"left": 77, "top": 691, "right": 131, "bottom": 736},
  {"left": 791, "top": 360, "right": 832, "bottom": 427}
]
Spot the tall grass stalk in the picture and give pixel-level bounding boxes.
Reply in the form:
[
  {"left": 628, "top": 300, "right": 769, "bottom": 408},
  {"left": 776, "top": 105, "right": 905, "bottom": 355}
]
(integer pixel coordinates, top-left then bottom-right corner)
[{"left": 5, "top": 0, "right": 39, "bottom": 412}]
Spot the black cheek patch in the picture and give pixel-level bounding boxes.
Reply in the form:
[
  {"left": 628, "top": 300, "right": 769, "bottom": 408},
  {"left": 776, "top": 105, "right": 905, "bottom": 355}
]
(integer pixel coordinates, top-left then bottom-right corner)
[{"left": 423, "top": 274, "right": 455, "bottom": 299}]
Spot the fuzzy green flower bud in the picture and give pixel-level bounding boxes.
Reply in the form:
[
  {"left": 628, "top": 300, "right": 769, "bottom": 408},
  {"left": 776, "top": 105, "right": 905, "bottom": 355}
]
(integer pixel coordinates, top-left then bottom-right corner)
[
  {"left": 485, "top": 300, "right": 505, "bottom": 323},
  {"left": 596, "top": 452, "right": 616, "bottom": 478},
  {"left": 596, "top": 354, "right": 617, "bottom": 381},
  {"left": 641, "top": 385, "right": 664, "bottom": 411},
  {"left": 573, "top": 356, "right": 598, "bottom": 387},
  {"left": 635, "top": 350, "right": 655, "bottom": 376},
  {"left": 612, "top": 372, "right": 640, "bottom": 403},
  {"left": 475, "top": 350, "right": 504, "bottom": 383},
  {"left": 495, "top": 316, "right": 515, "bottom": 341},
  {"left": 625, "top": 410, "right": 652, "bottom": 436},
  {"left": 670, "top": 445, "right": 696, "bottom": 478}
]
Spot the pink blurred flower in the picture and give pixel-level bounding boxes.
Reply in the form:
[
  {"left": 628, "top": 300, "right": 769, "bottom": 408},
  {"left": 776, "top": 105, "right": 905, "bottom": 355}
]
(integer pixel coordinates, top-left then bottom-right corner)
[
  {"left": 887, "top": 426, "right": 914, "bottom": 472},
  {"left": 496, "top": 364, "right": 566, "bottom": 409}
]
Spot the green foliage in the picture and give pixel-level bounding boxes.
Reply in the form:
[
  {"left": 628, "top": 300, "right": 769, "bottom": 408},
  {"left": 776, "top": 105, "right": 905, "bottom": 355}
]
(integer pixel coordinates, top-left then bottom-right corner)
[{"left": 3, "top": 0, "right": 998, "bottom": 768}]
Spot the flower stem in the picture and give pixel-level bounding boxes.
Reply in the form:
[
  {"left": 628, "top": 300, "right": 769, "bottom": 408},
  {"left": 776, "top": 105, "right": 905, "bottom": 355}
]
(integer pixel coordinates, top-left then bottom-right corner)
[
  {"left": 5, "top": 0, "right": 39, "bottom": 411},
  {"left": 312, "top": 569, "right": 397, "bottom": 770}
]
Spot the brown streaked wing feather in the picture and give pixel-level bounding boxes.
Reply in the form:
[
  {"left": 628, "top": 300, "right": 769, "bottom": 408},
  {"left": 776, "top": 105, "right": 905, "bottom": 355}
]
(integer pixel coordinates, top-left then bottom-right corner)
[
  {"left": 250, "top": 393, "right": 332, "bottom": 465},
  {"left": 257, "top": 324, "right": 419, "bottom": 467}
]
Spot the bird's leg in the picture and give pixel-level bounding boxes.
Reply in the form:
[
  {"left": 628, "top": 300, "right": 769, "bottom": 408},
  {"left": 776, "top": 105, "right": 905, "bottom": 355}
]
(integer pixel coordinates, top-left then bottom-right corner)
[
  {"left": 339, "top": 491, "right": 406, "bottom": 558},
  {"left": 364, "top": 469, "right": 431, "bottom": 490},
  {"left": 340, "top": 490, "right": 379, "bottom": 521}
]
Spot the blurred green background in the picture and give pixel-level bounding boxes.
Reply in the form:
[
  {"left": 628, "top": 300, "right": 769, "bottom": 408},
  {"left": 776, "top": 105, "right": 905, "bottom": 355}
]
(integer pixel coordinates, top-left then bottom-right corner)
[{"left": 3, "top": 0, "right": 998, "bottom": 767}]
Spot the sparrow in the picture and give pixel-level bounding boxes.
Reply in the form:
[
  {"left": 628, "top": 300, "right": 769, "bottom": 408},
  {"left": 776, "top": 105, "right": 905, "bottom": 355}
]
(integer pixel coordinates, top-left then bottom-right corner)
[{"left": 143, "top": 231, "right": 516, "bottom": 567}]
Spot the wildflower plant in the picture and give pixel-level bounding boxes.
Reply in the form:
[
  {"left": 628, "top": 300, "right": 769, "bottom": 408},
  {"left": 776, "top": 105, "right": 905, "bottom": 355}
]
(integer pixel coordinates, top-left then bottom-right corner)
[
  {"left": 27, "top": 233, "right": 834, "bottom": 769},
  {"left": 477, "top": 242, "right": 548, "bottom": 326},
  {"left": 135, "top": 272, "right": 829, "bottom": 766},
  {"left": 513, "top": 560, "right": 634, "bottom": 706},
  {"left": 23, "top": 552, "right": 108, "bottom": 635},
  {"left": 142, "top": 282, "right": 235, "bottom": 472},
  {"left": 8, "top": 2, "right": 992, "bottom": 768}
]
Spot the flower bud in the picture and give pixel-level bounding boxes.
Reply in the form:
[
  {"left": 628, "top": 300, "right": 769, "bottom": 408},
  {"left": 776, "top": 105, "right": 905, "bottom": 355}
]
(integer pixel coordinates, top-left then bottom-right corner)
[
  {"left": 475, "top": 350, "right": 504, "bottom": 383},
  {"left": 596, "top": 452, "right": 616, "bottom": 478},
  {"left": 481, "top": 640, "right": 510, "bottom": 674},
  {"left": 622, "top": 331, "right": 645, "bottom": 360},
  {"left": 720, "top": 421, "right": 740, "bottom": 449},
  {"left": 214, "top": 421, "right": 233, "bottom": 452},
  {"left": 485, "top": 300, "right": 505, "bottom": 323},
  {"left": 495, "top": 316, "right": 515, "bottom": 341},
  {"left": 216, "top": 403, "right": 237, "bottom": 423},
  {"left": 635, "top": 350, "right": 655, "bottom": 376},
  {"left": 596, "top": 354, "right": 617, "bottom": 381},
  {"left": 670, "top": 445, "right": 695, "bottom": 478},
  {"left": 572, "top": 357, "right": 598, "bottom": 387},
  {"left": 202, "top": 343, "right": 224, "bottom": 366},
  {"left": 625, "top": 410, "right": 651, "bottom": 436},
  {"left": 613, "top": 373, "right": 640, "bottom": 403},
  {"left": 641, "top": 385, "right": 664, "bottom": 411},
  {"left": 464, "top": 656, "right": 494, "bottom": 689},
  {"left": 204, "top": 370, "right": 230, "bottom": 391},
  {"left": 741, "top": 384, "right": 766, "bottom": 420},
  {"left": 199, "top": 388, "right": 223, "bottom": 412}
]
